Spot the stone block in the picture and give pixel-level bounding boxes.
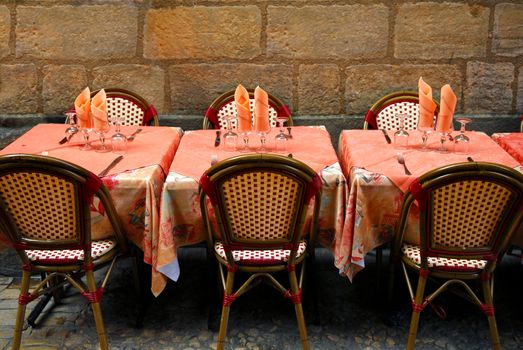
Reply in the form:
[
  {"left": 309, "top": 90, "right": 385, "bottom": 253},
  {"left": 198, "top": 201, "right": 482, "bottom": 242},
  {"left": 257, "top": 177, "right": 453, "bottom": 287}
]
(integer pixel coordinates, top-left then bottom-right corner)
[
  {"left": 0, "top": 65, "right": 38, "bottom": 113},
  {"left": 298, "top": 64, "right": 341, "bottom": 115},
  {"left": 518, "top": 66, "right": 523, "bottom": 114},
  {"left": 92, "top": 64, "right": 166, "bottom": 113},
  {"left": 169, "top": 64, "right": 292, "bottom": 115},
  {"left": 493, "top": 4, "right": 523, "bottom": 57},
  {"left": 144, "top": 7, "right": 261, "bottom": 59},
  {"left": 395, "top": 3, "right": 489, "bottom": 59},
  {"left": 0, "top": 6, "right": 10, "bottom": 59},
  {"left": 267, "top": 5, "right": 388, "bottom": 59},
  {"left": 16, "top": 5, "right": 137, "bottom": 60},
  {"left": 345, "top": 64, "right": 462, "bottom": 115},
  {"left": 465, "top": 62, "right": 514, "bottom": 114},
  {"left": 43, "top": 65, "right": 87, "bottom": 115}
]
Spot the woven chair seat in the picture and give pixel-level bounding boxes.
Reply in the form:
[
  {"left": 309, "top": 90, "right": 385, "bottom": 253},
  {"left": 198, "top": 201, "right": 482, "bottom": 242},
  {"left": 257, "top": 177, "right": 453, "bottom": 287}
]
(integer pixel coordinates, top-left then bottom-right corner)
[
  {"left": 215, "top": 241, "right": 307, "bottom": 265},
  {"left": 402, "top": 243, "right": 487, "bottom": 272},
  {"left": 26, "top": 239, "right": 117, "bottom": 264}
]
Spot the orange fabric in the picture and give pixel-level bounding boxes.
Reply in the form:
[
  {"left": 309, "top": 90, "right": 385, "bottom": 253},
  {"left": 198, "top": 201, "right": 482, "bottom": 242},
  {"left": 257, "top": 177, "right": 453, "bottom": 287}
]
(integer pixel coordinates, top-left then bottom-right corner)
[
  {"left": 91, "top": 89, "right": 109, "bottom": 132},
  {"left": 74, "top": 87, "right": 92, "bottom": 129},
  {"left": 235, "top": 84, "right": 252, "bottom": 132},
  {"left": 492, "top": 133, "right": 523, "bottom": 165},
  {"left": 170, "top": 127, "right": 338, "bottom": 180},
  {"left": 436, "top": 84, "right": 456, "bottom": 132},
  {"left": 418, "top": 77, "right": 436, "bottom": 129},
  {"left": 254, "top": 86, "right": 270, "bottom": 132},
  {"left": 339, "top": 130, "right": 519, "bottom": 193},
  {"left": 0, "top": 124, "right": 181, "bottom": 177}
]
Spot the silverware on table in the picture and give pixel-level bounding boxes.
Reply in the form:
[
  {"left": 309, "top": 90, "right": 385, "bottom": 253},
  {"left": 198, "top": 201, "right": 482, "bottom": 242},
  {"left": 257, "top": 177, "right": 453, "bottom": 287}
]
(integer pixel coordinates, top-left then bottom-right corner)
[
  {"left": 396, "top": 153, "right": 412, "bottom": 175},
  {"left": 59, "top": 130, "right": 78, "bottom": 144},
  {"left": 98, "top": 155, "right": 124, "bottom": 177},
  {"left": 214, "top": 130, "right": 221, "bottom": 147},
  {"left": 287, "top": 127, "right": 293, "bottom": 139},
  {"left": 467, "top": 156, "right": 475, "bottom": 162},
  {"left": 380, "top": 129, "right": 391, "bottom": 144},
  {"left": 127, "top": 128, "right": 142, "bottom": 142}
]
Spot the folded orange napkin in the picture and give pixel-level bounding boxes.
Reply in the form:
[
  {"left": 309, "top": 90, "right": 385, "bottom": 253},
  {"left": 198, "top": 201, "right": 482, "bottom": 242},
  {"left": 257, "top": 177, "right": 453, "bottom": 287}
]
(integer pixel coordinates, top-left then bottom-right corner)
[
  {"left": 91, "top": 89, "right": 109, "bottom": 132},
  {"left": 235, "top": 84, "right": 252, "bottom": 133},
  {"left": 254, "top": 86, "right": 270, "bottom": 132},
  {"left": 74, "top": 87, "right": 92, "bottom": 129},
  {"left": 418, "top": 77, "right": 436, "bottom": 129},
  {"left": 436, "top": 84, "right": 457, "bottom": 132}
]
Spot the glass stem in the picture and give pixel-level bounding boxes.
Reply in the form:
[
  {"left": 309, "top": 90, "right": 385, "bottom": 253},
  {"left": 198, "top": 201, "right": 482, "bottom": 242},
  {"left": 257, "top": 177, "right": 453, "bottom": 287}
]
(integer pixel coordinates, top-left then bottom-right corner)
[{"left": 422, "top": 131, "right": 428, "bottom": 148}]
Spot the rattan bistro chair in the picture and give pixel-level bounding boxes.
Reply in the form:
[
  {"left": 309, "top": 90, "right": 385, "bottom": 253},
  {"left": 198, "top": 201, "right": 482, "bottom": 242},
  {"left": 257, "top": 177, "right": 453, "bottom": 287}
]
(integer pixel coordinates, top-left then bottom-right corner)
[
  {"left": 0, "top": 154, "right": 129, "bottom": 350},
  {"left": 389, "top": 162, "right": 523, "bottom": 350},
  {"left": 363, "top": 91, "right": 439, "bottom": 130},
  {"left": 91, "top": 88, "right": 160, "bottom": 126},
  {"left": 199, "top": 154, "right": 322, "bottom": 350},
  {"left": 203, "top": 88, "right": 293, "bottom": 129}
]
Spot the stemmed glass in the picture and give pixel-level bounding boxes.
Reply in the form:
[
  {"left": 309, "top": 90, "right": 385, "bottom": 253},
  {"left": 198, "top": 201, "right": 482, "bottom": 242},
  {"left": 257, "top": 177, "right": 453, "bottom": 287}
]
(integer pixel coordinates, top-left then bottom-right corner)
[
  {"left": 222, "top": 114, "right": 238, "bottom": 151},
  {"left": 254, "top": 116, "right": 271, "bottom": 152},
  {"left": 453, "top": 117, "right": 471, "bottom": 154},
  {"left": 394, "top": 114, "right": 409, "bottom": 149},
  {"left": 93, "top": 112, "right": 111, "bottom": 153},
  {"left": 77, "top": 113, "right": 93, "bottom": 151},
  {"left": 417, "top": 114, "right": 434, "bottom": 151},
  {"left": 111, "top": 115, "right": 127, "bottom": 154},
  {"left": 274, "top": 117, "right": 288, "bottom": 152},
  {"left": 64, "top": 111, "right": 78, "bottom": 143}
]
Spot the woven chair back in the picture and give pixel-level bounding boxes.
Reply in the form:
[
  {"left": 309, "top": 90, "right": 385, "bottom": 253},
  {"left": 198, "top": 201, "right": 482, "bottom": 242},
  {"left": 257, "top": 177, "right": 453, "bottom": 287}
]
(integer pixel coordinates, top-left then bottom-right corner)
[{"left": 203, "top": 89, "right": 292, "bottom": 130}]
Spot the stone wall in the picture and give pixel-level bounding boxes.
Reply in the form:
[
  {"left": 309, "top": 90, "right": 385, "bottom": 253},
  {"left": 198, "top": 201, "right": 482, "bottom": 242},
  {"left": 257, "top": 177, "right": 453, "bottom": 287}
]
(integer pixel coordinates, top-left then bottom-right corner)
[{"left": 0, "top": 0, "right": 522, "bottom": 147}]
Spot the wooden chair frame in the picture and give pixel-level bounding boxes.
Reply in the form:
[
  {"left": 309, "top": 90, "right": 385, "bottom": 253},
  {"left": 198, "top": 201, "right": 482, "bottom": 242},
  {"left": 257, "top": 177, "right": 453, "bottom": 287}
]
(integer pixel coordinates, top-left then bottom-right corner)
[
  {"left": 199, "top": 154, "right": 321, "bottom": 350},
  {"left": 389, "top": 162, "right": 523, "bottom": 350},
  {"left": 203, "top": 88, "right": 293, "bottom": 130},
  {"left": 0, "top": 154, "right": 129, "bottom": 350}
]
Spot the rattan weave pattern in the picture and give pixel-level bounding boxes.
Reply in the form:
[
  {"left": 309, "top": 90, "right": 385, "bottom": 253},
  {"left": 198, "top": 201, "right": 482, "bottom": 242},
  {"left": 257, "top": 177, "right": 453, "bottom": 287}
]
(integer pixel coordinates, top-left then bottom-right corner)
[
  {"left": 431, "top": 180, "right": 511, "bottom": 248},
  {"left": 377, "top": 101, "right": 419, "bottom": 130},
  {"left": 107, "top": 97, "right": 145, "bottom": 126},
  {"left": 402, "top": 243, "right": 487, "bottom": 270},
  {"left": 214, "top": 240, "right": 307, "bottom": 263},
  {"left": 216, "top": 99, "right": 279, "bottom": 130},
  {"left": 0, "top": 172, "right": 77, "bottom": 241},
  {"left": 222, "top": 171, "right": 299, "bottom": 241}
]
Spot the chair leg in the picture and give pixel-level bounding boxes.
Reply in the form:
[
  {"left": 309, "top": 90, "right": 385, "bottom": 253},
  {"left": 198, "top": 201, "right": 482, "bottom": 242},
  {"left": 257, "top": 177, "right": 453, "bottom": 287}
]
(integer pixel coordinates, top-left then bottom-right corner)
[
  {"left": 217, "top": 269, "right": 235, "bottom": 350},
  {"left": 85, "top": 270, "right": 108, "bottom": 350},
  {"left": 12, "top": 269, "right": 31, "bottom": 350},
  {"left": 482, "top": 276, "right": 501, "bottom": 350},
  {"left": 306, "top": 249, "right": 320, "bottom": 325},
  {"left": 289, "top": 269, "right": 309, "bottom": 350},
  {"left": 406, "top": 271, "right": 427, "bottom": 350},
  {"left": 207, "top": 254, "right": 221, "bottom": 331}
]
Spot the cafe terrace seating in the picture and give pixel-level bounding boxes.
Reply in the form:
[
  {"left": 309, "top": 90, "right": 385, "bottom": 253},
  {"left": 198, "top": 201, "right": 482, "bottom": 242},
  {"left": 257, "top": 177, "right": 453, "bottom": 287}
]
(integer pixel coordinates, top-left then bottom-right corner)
[
  {"left": 91, "top": 88, "right": 160, "bottom": 126},
  {"left": 363, "top": 90, "right": 440, "bottom": 131},
  {"left": 0, "top": 154, "right": 130, "bottom": 350},
  {"left": 389, "top": 161, "right": 523, "bottom": 350},
  {"left": 202, "top": 88, "right": 293, "bottom": 130},
  {"left": 199, "top": 154, "right": 322, "bottom": 350}
]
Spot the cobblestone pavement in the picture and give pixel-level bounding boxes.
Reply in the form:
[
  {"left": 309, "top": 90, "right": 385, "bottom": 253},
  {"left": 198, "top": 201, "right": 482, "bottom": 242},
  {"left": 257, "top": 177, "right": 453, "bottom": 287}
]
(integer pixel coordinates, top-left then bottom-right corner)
[{"left": 0, "top": 247, "right": 522, "bottom": 350}]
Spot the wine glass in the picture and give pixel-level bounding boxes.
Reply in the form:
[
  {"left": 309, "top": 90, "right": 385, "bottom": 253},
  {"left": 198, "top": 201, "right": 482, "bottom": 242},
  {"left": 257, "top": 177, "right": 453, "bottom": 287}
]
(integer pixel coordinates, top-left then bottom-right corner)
[
  {"left": 394, "top": 114, "right": 409, "bottom": 149},
  {"left": 254, "top": 114, "right": 271, "bottom": 152},
  {"left": 111, "top": 115, "right": 127, "bottom": 155},
  {"left": 417, "top": 114, "right": 434, "bottom": 152},
  {"left": 77, "top": 112, "right": 93, "bottom": 151},
  {"left": 93, "top": 112, "right": 111, "bottom": 153},
  {"left": 274, "top": 117, "right": 288, "bottom": 153},
  {"left": 64, "top": 111, "right": 78, "bottom": 143},
  {"left": 222, "top": 114, "right": 238, "bottom": 152},
  {"left": 453, "top": 117, "right": 471, "bottom": 154}
]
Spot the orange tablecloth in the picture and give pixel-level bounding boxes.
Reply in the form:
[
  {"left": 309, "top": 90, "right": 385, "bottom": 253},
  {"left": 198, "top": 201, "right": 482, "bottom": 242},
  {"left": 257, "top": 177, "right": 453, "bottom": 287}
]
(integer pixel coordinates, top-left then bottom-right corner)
[
  {"left": 158, "top": 126, "right": 347, "bottom": 295},
  {"left": 492, "top": 132, "right": 523, "bottom": 165},
  {"left": 0, "top": 124, "right": 183, "bottom": 293},
  {"left": 337, "top": 129, "right": 522, "bottom": 280}
]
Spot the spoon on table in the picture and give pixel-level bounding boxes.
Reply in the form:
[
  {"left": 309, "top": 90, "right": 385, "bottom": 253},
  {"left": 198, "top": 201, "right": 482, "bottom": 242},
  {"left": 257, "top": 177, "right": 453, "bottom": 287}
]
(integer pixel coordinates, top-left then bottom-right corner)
[{"left": 127, "top": 128, "right": 142, "bottom": 142}]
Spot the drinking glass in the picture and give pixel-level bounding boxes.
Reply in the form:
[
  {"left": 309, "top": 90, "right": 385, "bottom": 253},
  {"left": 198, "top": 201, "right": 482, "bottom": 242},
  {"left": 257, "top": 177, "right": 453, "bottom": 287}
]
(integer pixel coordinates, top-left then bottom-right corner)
[
  {"left": 93, "top": 113, "right": 111, "bottom": 153},
  {"left": 111, "top": 115, "right": 127, "bottom": 155},
  {"left": 222, "top": 114, "right": 238, "bottom": 152},
  {"left": 78, "top": 113, "right": 93, "bottom": 151},
  {"left": 274, "top": 117, "right": 288, "bottom": 153},
  {"left": 453, "top": 117, "right": 471, "bottom": 154},
  {"left": 417, "top": 114, "right": 434, "bottom": 151},
  {"left": 254, "top": 116, "right": 271, "bottom": 152},
  {"left": 394, "top": 114, "right": 409, "bottom": 149},
  {"left": 64, "top": 111, "right": 78, "bottom": 143}
]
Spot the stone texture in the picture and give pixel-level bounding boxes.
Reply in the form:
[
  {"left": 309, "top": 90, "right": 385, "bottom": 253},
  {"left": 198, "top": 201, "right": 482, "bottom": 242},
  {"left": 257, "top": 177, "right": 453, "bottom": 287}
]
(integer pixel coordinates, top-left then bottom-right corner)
[
  {"left": 144, "top": 7, "right": 261, "bottom": 59},
  {"left": 465, "top": 62, "right": 514, "bottom": 114},
  {"left": 16, "top": 5, "right": 138, "bottom": 60},
  {"left": 518, "top": 66, "right": 523, "bottom": 114},
  {"left": 42, "top": 65, "right": 87, "bottom": 115},
  {"left": 0, "top": 6, "right": 10, "bottom": 59},
  {"left": 169, "top": 64, "right": 293, "bottom": 114},
  {"left": 493, "top": 4, "right": 523, "bottom": 57},
  {"left": 345, "top": 64, "right": 462, "bottom": 115},
  {"left": 92, "top": 64, "right": 166, "bottom": 113},
  {"left": 0, "top": 65, "right": 38, "bottom": 113},
  {"left": 395, "top": 3, "right": 489, "bottom": 59},
  {"left": 298, "top": 64, "right": 341, "bottom": 115},
  {"left": 267, "top": 5, "right": 388, "bottom": 59}
]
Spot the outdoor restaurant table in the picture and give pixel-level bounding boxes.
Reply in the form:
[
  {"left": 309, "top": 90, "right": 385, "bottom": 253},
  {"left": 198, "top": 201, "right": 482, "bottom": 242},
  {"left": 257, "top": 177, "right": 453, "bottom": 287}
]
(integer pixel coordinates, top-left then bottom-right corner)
[
  {"left": 0, "top": 123, "right": 183, "bottom": 292},
  {"left": 337, "top": 129, "right": 522, "bottom": 281},
  {"left": 492, "top": 132, "right": 523, "bottom": 165},
  {"left": 158, "top": 126, "right": 346, "bottom": 296}
]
